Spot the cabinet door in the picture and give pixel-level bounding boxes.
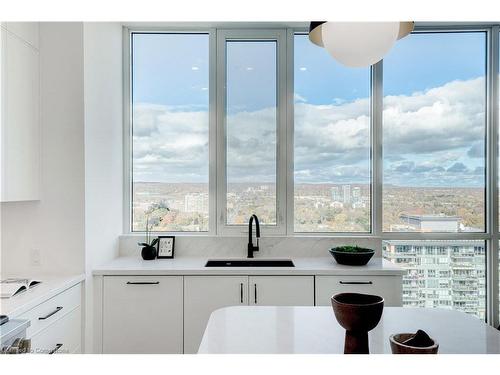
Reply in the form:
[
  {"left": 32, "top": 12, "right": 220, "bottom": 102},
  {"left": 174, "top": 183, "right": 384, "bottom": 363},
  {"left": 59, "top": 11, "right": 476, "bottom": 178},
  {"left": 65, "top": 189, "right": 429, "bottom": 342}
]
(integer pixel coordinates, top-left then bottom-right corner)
[
  {"left": 184, "top": 276, "right": 248, "bottom": 354},
  {"left": 249, "top": 276, "right": 314, "bottom": 306},
  {"left": 1, "top": 27, "right": 40, "bottom": 201},
  {"left": 315, "top": 275, "right": 402, "bottom": 307},
  {"left": 103, "top": 276, "right": 183, "bottom": 354}
]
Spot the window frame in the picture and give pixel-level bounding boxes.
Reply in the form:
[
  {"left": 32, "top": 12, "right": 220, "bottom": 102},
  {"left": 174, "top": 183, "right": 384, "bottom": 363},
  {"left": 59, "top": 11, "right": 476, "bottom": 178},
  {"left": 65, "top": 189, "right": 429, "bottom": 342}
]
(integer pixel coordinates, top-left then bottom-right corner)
[
  {"left": 123, "top": 23, "right": 500, "bottom": 327},
  {"left": 216, "top": 29, "right": 287, "bottom": 236},
  {"left": 289, "top": 30, "right": 376, "bottom": 236},
  {"left": 381, "top": 28, "right": 489, "bottom": 238},
  {"left": 123, "top": 28, "right": 218, "bottom": 236},
  {"left": 379, "top": 25, "right": 500, "bottom": 328}
]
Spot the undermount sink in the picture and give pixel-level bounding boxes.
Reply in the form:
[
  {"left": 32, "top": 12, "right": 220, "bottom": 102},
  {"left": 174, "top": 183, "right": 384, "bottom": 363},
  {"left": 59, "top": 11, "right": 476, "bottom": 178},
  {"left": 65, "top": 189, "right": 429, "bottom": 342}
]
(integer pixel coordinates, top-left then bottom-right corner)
[{"left": 205, "top": 259, "right": 295, "bottom": 267}]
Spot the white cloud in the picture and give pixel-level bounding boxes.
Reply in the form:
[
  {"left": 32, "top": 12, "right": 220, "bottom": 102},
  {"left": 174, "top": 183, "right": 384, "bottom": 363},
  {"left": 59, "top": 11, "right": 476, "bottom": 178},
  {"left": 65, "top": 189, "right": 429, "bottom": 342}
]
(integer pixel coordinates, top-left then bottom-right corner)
[
  {"left": 383, "top": 78, "right": 485, "bottom": 155},
  {"left": 133, "top": 77, "right": 486, "bottom": 187},
  {"left": 294, "top": 93, "right": 308, "bottom": 103}
]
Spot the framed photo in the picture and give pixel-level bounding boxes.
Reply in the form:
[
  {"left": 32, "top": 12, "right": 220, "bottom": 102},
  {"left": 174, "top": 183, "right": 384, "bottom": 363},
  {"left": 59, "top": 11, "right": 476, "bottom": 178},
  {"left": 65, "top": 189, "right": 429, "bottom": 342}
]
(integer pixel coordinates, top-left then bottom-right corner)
[{"left": 157, "top": 236, "right": 175, "bottom": 259}]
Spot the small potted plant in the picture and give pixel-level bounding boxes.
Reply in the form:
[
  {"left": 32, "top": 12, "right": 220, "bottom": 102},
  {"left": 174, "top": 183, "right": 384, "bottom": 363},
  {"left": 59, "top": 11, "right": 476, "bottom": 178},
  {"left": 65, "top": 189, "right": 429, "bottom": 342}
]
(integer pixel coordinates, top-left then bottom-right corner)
[
  {"left": 138, "top": 217, "right": 158, "bottom": 260},
  {"left": 329, "top": 245, "right": 375, "bottom": 266}
]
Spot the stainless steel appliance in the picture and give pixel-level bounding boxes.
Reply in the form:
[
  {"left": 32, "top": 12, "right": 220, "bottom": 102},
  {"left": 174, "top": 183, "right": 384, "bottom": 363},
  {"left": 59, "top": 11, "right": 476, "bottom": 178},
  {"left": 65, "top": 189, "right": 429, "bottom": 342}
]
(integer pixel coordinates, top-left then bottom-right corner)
[{"left": 0, "top": 319, "right": 31, "bottom": 354}]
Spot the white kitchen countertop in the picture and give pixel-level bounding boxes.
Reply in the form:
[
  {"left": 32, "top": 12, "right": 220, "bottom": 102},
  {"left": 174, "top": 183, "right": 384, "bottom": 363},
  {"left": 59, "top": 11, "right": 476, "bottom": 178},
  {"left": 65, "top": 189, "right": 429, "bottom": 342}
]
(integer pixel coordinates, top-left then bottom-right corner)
[
  {"left": 0, "top": 274, "right": 85, "bottom": 318},
  {"left": 92, "top": 256, "right": 404, "bottom": 276},
  {"left": 198, "top": 306, "right": 500, "bottom": 354}
]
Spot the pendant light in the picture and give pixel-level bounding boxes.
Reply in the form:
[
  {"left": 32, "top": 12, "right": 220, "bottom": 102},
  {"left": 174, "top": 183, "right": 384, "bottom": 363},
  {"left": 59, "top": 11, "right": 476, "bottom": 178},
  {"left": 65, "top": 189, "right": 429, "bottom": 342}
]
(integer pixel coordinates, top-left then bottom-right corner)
[
  {"left": 309, "top": 21, "right": 415, "bottom": 68},
  {"left": 321, "top": 22, "right": 400, "bottom": 67}
]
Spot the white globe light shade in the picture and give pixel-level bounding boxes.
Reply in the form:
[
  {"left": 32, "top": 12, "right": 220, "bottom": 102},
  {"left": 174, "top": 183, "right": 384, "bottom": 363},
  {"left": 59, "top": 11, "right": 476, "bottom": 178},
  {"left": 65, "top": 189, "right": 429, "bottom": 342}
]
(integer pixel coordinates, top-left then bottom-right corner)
[{"left": 321, "top": 22, "right": 400, "bottom": 68}]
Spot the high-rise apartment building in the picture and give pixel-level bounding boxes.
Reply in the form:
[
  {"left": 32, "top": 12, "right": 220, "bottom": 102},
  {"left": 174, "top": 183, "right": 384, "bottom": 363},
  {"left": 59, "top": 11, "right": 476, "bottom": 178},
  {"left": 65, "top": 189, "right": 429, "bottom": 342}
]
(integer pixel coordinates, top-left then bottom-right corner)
[
  {"left": 352, "top": 186, "right": 361, "bottom": 201},
  {"left": 343, "top": 185, "right": 351, "bottom": 204},
  {"left": 330, "top": 186, "right": 341, "bottom": 202},
  {"left": 383, "top": 215, "right": 486, "bottom": 319}
]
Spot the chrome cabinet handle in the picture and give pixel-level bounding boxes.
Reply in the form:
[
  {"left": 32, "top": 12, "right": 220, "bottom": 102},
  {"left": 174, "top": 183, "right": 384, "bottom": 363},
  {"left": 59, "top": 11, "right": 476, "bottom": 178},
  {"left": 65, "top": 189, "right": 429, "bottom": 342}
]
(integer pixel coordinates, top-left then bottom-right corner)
[
  {"left": 240, "top": 283, "right": 243, "bottom": 304},
  {"left": 39, "top": 306, "right": 63, "bottom": 320},
  {"left": 339, "top": 281, "right": 373, "bottom": 285},
  {"left": 49, "top": 343, "right": 63, "bottom": 354},
  {"left": 254, "top": 284, "right": 257, "bottom": 304},
  {"left": 126, "top": 281, "right": 160, "bottom": 285}
]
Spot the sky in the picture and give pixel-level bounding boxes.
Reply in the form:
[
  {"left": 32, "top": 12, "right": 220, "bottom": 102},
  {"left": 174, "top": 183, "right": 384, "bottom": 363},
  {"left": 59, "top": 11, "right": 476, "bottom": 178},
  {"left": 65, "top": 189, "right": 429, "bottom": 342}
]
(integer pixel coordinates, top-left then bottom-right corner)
[{"left": 132, "top": 31, "right": 488, "bottom": 188}]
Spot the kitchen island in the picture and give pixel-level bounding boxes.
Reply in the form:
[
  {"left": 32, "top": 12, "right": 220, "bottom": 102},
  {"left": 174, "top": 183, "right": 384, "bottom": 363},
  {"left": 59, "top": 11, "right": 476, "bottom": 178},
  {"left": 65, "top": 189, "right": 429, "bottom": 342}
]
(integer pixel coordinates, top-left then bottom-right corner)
[{"left": 198, "top": 306, "right": 500, "bottom": 354}]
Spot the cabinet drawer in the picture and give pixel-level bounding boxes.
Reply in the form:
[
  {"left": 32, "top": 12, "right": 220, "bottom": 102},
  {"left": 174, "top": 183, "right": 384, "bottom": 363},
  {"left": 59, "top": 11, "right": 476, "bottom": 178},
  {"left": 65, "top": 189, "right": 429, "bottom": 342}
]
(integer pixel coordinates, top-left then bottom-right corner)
[
  {"left": 103, "top": 276, "right": 183, "bottom": 354},
  {"left": 30, "top": 306, "right": 81, "bottom": 354},
  {"left": 315, "top": 275, "right": 402, "bottom": 307},
  {"left": 19, "top": 284, "right": 82, "bottom": 338}
]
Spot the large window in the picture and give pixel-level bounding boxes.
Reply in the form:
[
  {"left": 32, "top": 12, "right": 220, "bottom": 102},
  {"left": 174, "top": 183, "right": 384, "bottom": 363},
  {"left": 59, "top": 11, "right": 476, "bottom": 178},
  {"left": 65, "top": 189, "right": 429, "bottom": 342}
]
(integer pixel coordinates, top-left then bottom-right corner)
[
  {"left": 383, "top": 240, "right": 486, "bottom": 319},
  {"left": 225, "top": 40, "right": 278, "bottom": 226},
  {"left": 382, "top": 32, "right": 486, "bottom": 233},
  {"left": 293, "top": 34, "right": 371, "bottom": 233},
  {"left": 127, "top": 25, "right": 500, "bottom": 325},
  {"left": 131, "top": 33, "right": 210, "bottom": 232}
]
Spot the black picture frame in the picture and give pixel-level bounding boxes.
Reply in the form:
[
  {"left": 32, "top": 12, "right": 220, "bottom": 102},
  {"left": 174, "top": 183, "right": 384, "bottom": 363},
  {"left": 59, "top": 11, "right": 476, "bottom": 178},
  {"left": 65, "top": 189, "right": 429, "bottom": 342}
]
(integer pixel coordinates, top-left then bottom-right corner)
[{"left": 157, "top": 236, "right": 175, "bottom": 259}]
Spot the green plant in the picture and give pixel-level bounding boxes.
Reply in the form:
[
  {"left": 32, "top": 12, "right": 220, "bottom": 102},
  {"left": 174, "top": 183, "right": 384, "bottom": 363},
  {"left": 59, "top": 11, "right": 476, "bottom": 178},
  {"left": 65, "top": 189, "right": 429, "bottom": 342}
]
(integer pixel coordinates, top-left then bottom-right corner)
[{"left": 333, "top": 245, "right": 373, "bottom": 253}]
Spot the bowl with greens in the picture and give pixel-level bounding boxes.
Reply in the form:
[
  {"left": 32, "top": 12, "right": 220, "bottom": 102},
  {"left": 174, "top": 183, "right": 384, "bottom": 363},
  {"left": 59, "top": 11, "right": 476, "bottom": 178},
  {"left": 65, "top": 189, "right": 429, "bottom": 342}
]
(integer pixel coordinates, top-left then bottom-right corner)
[{"left": 329, "top": 245, "right": 375, "bottom": 266}]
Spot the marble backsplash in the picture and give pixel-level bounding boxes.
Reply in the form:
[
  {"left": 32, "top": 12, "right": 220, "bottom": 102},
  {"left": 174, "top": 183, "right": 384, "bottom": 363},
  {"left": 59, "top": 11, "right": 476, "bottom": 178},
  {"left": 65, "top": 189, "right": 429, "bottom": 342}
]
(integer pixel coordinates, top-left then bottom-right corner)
[{"left": 119, "top": 235, "right": 382, "bottom": 258}]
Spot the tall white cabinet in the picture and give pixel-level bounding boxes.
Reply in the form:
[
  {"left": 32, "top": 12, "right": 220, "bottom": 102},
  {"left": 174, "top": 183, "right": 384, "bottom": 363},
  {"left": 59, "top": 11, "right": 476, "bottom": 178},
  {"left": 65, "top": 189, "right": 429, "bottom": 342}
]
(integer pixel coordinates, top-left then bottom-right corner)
[{"left": 0, "top": 22, "right": 40, "bottom": 202}]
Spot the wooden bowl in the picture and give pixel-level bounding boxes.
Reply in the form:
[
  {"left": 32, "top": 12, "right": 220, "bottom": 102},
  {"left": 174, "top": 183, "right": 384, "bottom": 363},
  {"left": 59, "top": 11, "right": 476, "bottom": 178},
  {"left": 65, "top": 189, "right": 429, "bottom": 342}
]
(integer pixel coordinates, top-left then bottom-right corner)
[
  {"left": 331, "top": 293, "right": 384, "bottom": 332},
  {"left": 331, "top": 293, "right": 384, "bottom": 354},
  {"left": 390, "top": 333, "right": 439, "bottom": 354}
]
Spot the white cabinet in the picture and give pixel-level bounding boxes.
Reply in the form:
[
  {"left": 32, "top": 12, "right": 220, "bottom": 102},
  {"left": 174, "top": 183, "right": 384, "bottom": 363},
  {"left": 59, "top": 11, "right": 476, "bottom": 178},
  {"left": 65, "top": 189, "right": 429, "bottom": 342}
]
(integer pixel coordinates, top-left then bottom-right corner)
[
  {"left": 183, "top": 275, "right": 314, "bottom": 353},
  {"left": 30, "top": 307, "right": 82, "bottom": 354},
  {"left": 0, "top": 23, "right": 40, "bottom": 202},
  {"left": 249, "top": 276, "right": 314, "bottom": 306},
  {"left": 102, "top": 276, "right": 183, "bottom": 354},
  {"left": 98, "top": 272, "right": 401, "bottom": 354},
  {"left": 184, "top": 276, "right": 247, "bottom": 354},
  {"left": 315, "top": 275, "right": 402, "bottom": 307},
  {"left": 19, "top": 283, "right": 81, "bottom": 339},
  {"left": 17, "top": 283, "right": 83, "bottom": 354}
]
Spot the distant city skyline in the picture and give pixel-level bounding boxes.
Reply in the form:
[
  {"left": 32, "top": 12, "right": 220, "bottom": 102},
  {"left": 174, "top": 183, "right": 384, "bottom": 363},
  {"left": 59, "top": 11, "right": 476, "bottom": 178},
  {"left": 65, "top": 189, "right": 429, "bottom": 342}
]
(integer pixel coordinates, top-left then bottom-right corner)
[{"left": 132, "top": 181, "right": 484, "bottom": 233}]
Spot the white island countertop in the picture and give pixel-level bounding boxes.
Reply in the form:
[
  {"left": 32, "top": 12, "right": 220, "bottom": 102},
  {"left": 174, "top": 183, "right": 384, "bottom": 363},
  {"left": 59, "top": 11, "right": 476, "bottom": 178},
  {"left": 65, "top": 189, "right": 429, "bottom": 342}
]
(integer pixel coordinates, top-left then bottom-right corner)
[
  {"left": 93, "top": 256, "right": 403, "bottom": 276},
  {"left": 198, "top": 306, "right": 500, "bottom": 354},
  {"left": 0, "top": 274, "right": 85, "bottom": 318}
]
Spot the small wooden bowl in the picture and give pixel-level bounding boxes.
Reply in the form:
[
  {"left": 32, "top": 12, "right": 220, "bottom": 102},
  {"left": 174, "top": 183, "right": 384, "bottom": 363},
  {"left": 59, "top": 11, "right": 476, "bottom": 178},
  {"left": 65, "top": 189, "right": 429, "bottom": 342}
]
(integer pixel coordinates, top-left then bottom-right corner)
[{"left": 389, "top": 333, "right": 439, "bottom": 354}]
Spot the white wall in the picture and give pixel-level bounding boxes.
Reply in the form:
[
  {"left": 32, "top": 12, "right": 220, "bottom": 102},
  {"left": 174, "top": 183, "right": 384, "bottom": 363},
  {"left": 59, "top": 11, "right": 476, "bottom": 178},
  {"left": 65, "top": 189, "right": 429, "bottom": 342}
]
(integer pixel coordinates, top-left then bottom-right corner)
[
  {"left": 1, "top": 22, "right": 85, "bottom": 277},
  {"left": 83, "top": 22, "right": 123, "bottom": 353},
  {"left": 1, "top": 22, "right": 123, "bottom": 354}
]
